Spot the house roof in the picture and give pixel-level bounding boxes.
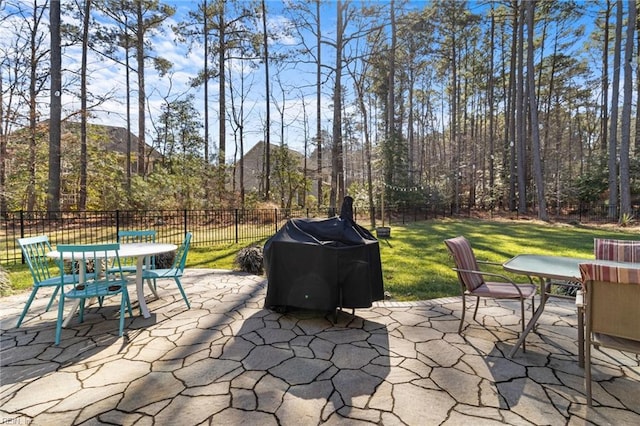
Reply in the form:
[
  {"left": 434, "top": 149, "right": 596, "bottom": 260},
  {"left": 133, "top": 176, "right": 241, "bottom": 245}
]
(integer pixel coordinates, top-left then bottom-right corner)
[{"left": 62, "top": 121, "right": 162, "bottom": 159}]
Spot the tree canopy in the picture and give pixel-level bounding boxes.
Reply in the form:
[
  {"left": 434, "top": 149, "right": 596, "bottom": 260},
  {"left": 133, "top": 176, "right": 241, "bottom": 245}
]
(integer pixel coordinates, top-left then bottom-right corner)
[{"left": 1, "top": 0, "right": 638, "bottom": 223}]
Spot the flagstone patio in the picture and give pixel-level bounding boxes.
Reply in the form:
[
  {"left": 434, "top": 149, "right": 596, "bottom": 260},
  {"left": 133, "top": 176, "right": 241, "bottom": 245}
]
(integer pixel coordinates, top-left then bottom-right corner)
[{"left": 1, "top": 269, "right": 639, "bottom": 425}]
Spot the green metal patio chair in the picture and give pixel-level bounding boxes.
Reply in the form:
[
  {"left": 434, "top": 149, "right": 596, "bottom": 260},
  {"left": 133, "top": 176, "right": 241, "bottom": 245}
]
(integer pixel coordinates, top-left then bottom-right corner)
[
  {"left": 16, "top": 235, "right": 87, "bottom": 328},
  {"left": 55, "top": 243, "right": 132, "bottom": 345},
  {"left": 141, "top": 232, "right": 192, "bottom": 309},
  {"left": 117, "top": 229, "right": 157, "bottom": 274}
]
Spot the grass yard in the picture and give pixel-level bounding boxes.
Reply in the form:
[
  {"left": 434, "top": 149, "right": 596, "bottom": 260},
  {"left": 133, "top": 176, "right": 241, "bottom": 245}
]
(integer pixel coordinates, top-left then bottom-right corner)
[
  {"left": 3, "top": 218, "right": 639, "bottom": 301},
  {"left": 376, "top": 218, "right": 638, "bottom": 301}
]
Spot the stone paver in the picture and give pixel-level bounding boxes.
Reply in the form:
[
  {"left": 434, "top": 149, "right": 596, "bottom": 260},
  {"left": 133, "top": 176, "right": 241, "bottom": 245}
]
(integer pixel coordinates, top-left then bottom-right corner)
[{"left": 1, "top": 269, "right": 639, "bottom": 425}]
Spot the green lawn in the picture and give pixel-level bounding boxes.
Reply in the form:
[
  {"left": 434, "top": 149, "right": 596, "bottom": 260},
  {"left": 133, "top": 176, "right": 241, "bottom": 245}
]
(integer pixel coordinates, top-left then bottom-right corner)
[
  {"left": 4, "top": 219, "right": 638, "bottom": 300},
  {"left": 376, "top": 218, "right": 638, "bottom": 301}
]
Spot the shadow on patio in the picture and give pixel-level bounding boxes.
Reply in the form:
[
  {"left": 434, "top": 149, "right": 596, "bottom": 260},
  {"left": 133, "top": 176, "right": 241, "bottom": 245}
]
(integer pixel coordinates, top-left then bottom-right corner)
[{"left": 1, "top": 269, "right": 639, "bottom": 425}]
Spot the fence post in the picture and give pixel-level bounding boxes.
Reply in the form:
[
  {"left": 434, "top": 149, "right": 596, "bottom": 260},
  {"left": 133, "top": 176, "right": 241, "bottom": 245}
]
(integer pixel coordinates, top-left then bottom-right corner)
[
  {"left": 274, "top": 209, "right": 279, "bottom": 234},
  {"left": 183, "top": 209, "right": 188, "bottom": 240},
  {"left": 115, "top": 210, "right": 120, "bottom": 240},
  {"left": 579, "top": 203, "right": 582, "bottom": 223},
  {"left": 19, "top": 210, "right": 25, "bottom": 264},
  {"left": 235, "top": 209, "right": 239, "bottom": 244},
  {"left": 19, "top": 210, "right": 25, "bottom": 239}
]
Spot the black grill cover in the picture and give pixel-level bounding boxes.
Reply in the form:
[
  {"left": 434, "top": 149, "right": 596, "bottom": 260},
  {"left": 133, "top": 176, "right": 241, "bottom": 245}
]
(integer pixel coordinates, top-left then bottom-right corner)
[{"left": 264, "top": 198, "right": 384, "bottom": 312}]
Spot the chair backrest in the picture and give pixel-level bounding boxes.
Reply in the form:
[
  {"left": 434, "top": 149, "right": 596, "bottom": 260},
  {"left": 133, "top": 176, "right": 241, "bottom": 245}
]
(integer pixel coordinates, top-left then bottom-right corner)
[
  {"left": 118, "top": 230, "right": 156, "bottom": 243},
  {"left": 117, "top": 230, "right": 156, "bottom": 267},
  {"left": 594, "top": 238, "right": 640, "bottom": 262},
  {"left": 444, "top": 236, "right": 484, "bottom": 291},
  {"left": 56, "top": 243, "right": 125, "bottom": 286},
  {"left": 172, "top": 232, "right": 192, "bottom": 272},
  {"left": 17, "top": 235, "right": 57, "bottom": 284},
  {"left": 580, "top": 262, "right": 640, "bottom": 342}
]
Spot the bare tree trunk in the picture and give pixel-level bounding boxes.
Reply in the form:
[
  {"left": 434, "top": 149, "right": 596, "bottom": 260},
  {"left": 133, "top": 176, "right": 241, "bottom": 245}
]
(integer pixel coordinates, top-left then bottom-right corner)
[
  {"left": 507, "top": 0, "right": 518, "bottom": 211},
  {"left": 218, "top": 7, "right": 226, "bottom": 166},
  {"left": 488, "top": 5, "right": 496, "bottom": 210},
  {"left": 608, "top": 0, "right": 623, "bottom": 219},
  {"left": 125, "top": 21, "right": 132, "bottom": 191},
  {"left": 516, "top": 1, "right": 527, "bottom": 214},
  {"left": 330, "top": 0, "right": 345, "bottom": 208},
  {"left": 48, "top": 0, "right": 62, "bottom": 214},
  {"left": 618, "top": 0, "right": 635, "bottom": 218},
  {"left": 315, "top": 0, "right": 323, "bottom": 208},
  {"left": 136, "top": 2, "right": 146, "bottom": 176},
  {"left": 262, "top": 0, "right": 270, "bottom": 201},
  {"left": 0, "top": 70, "right": 6, "bottom": 216},
  {"left": 601, "top": 1, "right": 611, "bottom": 155},
  {"left": 526, "top": 0, "right": 547, "bottom": 221},
  {"left": 79, "top": 0, "right": 91, "bottom": 210},
  {"left": 204, "top": 0, "right": 210, "bottom": 163},
  {"left": 388, "top": 0, "right": 398, "bottom": 210}
]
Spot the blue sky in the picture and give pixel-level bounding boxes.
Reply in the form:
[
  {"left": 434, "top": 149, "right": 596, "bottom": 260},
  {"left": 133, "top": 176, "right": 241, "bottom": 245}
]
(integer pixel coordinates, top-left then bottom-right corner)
[
  {"left": 74, "top": 0, "right": 346, "bottom": 161},
  {"left": 2, "top": 0, "right": 604, "bottom": 162}
]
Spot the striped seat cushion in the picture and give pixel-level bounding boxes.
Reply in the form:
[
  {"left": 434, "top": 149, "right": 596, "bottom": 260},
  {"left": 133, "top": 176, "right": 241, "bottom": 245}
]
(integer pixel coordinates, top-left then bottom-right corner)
[
  {"left": 594, "top": 238, "right": 640, "bottom": 263},
  {"left": 444, "top": 236, "right": 484, "bottom": 291},
  {"left": 579, "top": 262, "right": 640, "bottom": 284}
]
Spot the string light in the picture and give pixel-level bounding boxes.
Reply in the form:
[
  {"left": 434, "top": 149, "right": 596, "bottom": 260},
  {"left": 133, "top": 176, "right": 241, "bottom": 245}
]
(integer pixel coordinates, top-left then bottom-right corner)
[{"left": 382, "top": 182, "right": 426, "bottom": 192}]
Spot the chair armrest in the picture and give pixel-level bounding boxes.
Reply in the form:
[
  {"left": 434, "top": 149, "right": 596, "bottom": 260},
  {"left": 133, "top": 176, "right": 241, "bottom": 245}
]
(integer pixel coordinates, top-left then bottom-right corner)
[
  {"left": 477, "top": 260, "right": 536, "bottom": 285},
  {"left": 452, "top": 267, "right": 534, "bottom": 298}
]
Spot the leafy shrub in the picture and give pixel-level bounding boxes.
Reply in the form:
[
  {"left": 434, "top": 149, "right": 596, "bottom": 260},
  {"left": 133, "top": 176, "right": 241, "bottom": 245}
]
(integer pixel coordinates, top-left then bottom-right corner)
[
  {"left": 155, "top": 251, "right": 175, "bottom": 269},
  {"left": 620, "top": 212, "right": 635, "bottom": 227},
  {"left": 234, "top": 245, "right": 264, "bottom": 275}
]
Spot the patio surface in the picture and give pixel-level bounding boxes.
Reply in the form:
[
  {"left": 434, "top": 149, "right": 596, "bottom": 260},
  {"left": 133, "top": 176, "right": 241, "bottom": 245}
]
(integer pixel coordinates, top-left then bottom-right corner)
[{"left": 1, "top": 269, "right": 639, "bottom": 425}]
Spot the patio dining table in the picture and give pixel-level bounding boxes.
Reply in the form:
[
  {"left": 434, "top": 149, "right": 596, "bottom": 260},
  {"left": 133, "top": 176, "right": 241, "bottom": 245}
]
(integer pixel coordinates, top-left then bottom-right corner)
[
  {"left": 502, "top": 254, "right": 638, "bottom": 365},
  {"left": 48, "top": 242, "right": 177, "bottom": 322}
]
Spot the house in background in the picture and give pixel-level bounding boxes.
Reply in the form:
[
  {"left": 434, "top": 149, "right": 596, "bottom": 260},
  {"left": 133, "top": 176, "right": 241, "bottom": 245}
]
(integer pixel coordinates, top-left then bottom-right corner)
[
  {"left": 4, "top": 120, "right": 161, "bottom": 210},
  {"left": 230, "top": 141, "right": 330, "bottom": 205},
  {"left": 61, "top": 121, "right": 162, "bottom": 175},
  {"left": 231, "top": 139, "right": 371, "bottom": 207}
]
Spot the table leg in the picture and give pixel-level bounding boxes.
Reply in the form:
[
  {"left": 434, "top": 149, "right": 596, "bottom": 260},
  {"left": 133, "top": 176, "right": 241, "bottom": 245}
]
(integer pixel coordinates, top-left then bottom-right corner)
[
  {"left": 144, "top": 255, "right": 159, "bottom": 298},
  {"left": 62, "top": 263, "right": 87, "bottom": 327},
  {"left": 62, "top": 300, "right": 80, "bottom": 327},
  {"left": 575, "top": 290, "right": 585, "bottom": 368},
  {"left": 508, "top": 277, "right": 547, "bottom": 358},
  {"left": 136, "top": 256, "right": 151, "bottom": 318}
]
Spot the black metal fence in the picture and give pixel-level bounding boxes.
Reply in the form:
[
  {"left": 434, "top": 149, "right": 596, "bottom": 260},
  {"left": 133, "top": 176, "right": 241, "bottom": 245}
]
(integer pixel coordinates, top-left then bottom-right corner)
[
  {"left": 1, "top": 209, "right": 300, "bottom": 265},
  {"left": 0, "top": 203, "right": 633, "bottom": 266}
]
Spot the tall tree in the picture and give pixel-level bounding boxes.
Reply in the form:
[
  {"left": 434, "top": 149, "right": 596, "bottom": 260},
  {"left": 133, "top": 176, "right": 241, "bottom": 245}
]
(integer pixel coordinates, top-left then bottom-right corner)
[
  {"left": 174, "top": 0, "right": 214, "bottom": 163},
  {"left": 25, "top": 0, "right": 50, "bottom": 211},
  {"left": 47, "top": 0, "right": 62, "bottom": 214},
  {"left": 346, "top": 23, "right": 384, "bottom": 227},
  {"left": 607, "top": 0, "right": 622, "bottom": 219},
  {"left": 134, "top": 0, "right": 174, "bottom": 176},
  {"left": 78, "top": 0, "right": 91, "bottom": 210},
  {"left": 330, "top": 0, "right": 347, "bottom": 207},
  {"left": 94, "top": 0, "right": 171, "bottom": 183},
  {"left": 525, "top": 0, "right": 547, "bottom": 221},
  {"left": 618, "top": 0, "right": 635, "bottom": 219},
  {"left": 315, "top": 0, "right": 323, "bottom": 208},
  {"left": 261, "top": 0, "right": 271, "bottom": 201},
  {"left": 600, "top": 1, "right": 612, "bottom": 155},
  {"left": 515, "top": 1, "right": 526, "bottom": 213}
]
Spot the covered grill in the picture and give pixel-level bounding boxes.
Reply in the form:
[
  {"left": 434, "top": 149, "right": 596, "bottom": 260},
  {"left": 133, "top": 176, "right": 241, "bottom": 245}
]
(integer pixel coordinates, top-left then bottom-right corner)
[{"left": 263, "top": 197, "right": 384, "bottom": 314}]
